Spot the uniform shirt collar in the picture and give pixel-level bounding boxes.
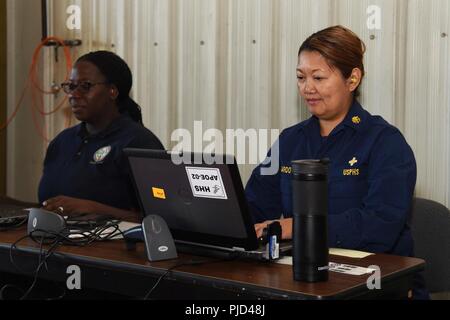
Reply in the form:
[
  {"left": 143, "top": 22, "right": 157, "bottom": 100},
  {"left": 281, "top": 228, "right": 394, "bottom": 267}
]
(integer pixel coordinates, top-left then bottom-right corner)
[
  {"left": 340, "top": 100, "right": 367, "bottom": 132},
  {"left": 300, "top": 99, "right": 366, "bottom": 136},
  {"left": 76, "top": 115, "right": 132, "bottom": 139}
]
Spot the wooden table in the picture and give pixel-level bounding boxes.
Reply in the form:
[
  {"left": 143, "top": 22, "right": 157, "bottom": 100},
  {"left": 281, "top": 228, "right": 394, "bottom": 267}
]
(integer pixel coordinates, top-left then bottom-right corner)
[{"left": 0, "top": 227, "right": 424, "bottom": 300}]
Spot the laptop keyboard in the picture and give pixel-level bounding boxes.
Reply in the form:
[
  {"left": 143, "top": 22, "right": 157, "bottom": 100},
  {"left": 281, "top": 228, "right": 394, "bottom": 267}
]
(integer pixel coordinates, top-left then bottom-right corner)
[{"left": 0, "top": 205, "right": 29, "bottom": 219}]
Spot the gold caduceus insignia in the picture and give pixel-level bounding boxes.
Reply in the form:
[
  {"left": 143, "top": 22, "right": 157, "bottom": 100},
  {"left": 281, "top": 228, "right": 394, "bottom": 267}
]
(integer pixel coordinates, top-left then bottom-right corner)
[{"left": 349, "top": 157, "right": 358, "bottom": 167}]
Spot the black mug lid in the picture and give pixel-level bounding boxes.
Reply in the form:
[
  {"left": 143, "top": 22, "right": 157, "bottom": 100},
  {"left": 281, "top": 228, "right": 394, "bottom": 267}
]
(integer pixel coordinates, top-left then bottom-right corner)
[{"left": 291, "top": 158, "right": 330, "bottom": 176}]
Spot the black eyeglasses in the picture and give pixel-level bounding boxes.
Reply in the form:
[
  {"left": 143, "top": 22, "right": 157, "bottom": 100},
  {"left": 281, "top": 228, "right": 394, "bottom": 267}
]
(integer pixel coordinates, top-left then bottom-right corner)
[{"left": 60, "top": 81, "right": 109, "bottom": 94}]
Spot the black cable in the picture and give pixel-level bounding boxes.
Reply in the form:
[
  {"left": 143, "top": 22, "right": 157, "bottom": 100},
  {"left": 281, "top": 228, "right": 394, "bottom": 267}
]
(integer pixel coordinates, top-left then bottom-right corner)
[
  {"left": 19, "top": 236, "right": 47, "bottom": 300},
  {"left": 45, "top": 285, "right": 66, "bottom": 301},
  {"left": 1, "top": 232, "right": 61, "bottom": 300},
  {"left": 58, "top": 219, "right": 124, "bottom": 246},
  {"left": 6, "top": 232, "right": 67, "bottom": 300},
  {"left": 0, "top": 284, "right": 25, "bottom": 300},
  {"left": 20, "top": 236, "right": 61, "bottom": 300},
  {"left": 20, "top": 232, "right": 66, "bottom": 300},
  {"left": 143, "top": 257, "right": 238, "bottom": 300},
  {"left": 9, "top": 234, "right": 40, "bottom": 275},
  {"left": 23, "top": 218, "right": 123, "bottom": 248},
  {"left": 143, "top": 266, "right": 176, "bottom": 300},
  {"left": 5, "top": 218, "right": 122, "bottom": 300},
  {"left": 3, "top": 218, "right": 125, "bottom": 300}
]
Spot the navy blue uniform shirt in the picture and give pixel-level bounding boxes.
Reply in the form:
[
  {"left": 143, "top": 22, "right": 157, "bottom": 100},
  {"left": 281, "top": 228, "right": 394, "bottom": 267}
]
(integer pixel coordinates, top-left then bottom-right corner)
[
  {"left": 245, "top": 101, "right": 416, "bottom": 256},
  {"left": 38, "top": 115, "right": 164, "bottom": 210},
  {"left": 246, "top": 101, "right": 430, "bottom": 299}
]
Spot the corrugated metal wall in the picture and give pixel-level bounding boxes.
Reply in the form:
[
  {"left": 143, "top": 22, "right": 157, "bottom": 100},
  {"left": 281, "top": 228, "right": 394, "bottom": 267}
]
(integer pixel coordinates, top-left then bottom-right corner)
[
  {"left": 7, "top": 0, "right": 450, "bottom": 207},
  {"left": 404, "top": 0, "right": 450, "bottom": 203}
]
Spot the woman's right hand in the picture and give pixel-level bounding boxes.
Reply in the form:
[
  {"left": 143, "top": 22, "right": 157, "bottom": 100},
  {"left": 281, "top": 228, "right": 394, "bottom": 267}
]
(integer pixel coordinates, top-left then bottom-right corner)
[{"left": 255, "top": 221, "right": 274, "bottom": 238}]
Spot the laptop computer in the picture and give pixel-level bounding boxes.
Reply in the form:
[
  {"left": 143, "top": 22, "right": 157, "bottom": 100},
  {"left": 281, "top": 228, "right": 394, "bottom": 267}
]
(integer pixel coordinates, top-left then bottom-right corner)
[{"left": 124, "top": 148, "right": 291, "bottom": 260}]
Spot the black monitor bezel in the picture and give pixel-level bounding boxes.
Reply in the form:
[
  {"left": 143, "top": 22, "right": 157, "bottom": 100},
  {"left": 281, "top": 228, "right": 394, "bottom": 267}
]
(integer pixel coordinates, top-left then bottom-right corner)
[{"left": 124, "top": 148, "right": 259, "bottom": 251}]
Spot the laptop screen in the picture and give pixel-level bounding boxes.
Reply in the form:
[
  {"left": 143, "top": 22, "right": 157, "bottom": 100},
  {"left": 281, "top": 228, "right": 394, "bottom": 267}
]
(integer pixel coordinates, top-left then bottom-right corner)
[{"left": 125, "top": 149, "right": 259, "bottom": 251}]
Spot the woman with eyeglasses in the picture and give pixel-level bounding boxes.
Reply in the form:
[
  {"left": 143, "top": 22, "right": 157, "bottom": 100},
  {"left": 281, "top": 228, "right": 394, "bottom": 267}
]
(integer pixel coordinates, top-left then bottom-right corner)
[{"left": 38, "top": 51, "right": 164, "bottom": 222}]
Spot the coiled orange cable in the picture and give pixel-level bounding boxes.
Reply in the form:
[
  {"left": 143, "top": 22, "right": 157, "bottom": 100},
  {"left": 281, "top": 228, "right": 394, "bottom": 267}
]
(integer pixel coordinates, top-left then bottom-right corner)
[{"left": 0, "top": 36, "right": 73, "bottom": 142}]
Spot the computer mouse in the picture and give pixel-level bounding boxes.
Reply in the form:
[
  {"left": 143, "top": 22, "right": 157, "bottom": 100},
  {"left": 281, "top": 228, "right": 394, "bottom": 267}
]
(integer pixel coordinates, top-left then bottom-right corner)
[{"left": 27, "top": 208, "right": 66, "bottom": 238}]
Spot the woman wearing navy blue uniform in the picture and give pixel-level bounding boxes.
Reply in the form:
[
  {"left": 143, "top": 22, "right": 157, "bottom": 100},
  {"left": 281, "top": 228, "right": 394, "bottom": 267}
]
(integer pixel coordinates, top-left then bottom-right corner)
[
  {"left": 245, "top": 26, "right": 428, "bottom": 299},
  {"left": 38, "top": 51, "right": 164, "bottom": 221}
]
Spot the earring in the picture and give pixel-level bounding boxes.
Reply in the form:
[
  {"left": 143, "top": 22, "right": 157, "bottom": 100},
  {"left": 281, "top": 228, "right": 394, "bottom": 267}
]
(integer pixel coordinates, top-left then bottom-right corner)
[{"left": 351, "top": 77, "right": 357, "bottom": 84}]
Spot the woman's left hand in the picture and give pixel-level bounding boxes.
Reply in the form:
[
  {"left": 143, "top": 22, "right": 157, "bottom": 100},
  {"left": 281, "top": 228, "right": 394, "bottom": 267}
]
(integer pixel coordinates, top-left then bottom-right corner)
[
  {"left": 42, "top": 196, "right": 99, "bottom": 216},
  {"left": 254, "top": 218, "right": 293, "bottom": 240}
]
